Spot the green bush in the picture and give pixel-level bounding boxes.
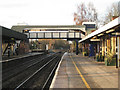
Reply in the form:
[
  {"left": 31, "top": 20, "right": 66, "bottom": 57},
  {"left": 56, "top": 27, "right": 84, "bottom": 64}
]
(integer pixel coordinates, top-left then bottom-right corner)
[
  {"left": 83, "top": 52, "right": 86, "bottom": 56},
  {"left": 96, "top": 55, "right": 104, "bottom": 62},
  {"left": 83, "top": 49, "right": 89, "bottom": 56},
  {"left": 105, "top": 54, "right": 116, "bottom": 66}
]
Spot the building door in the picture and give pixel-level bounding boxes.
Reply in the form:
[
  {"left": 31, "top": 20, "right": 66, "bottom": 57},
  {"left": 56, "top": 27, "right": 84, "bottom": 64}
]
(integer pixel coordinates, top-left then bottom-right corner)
[{"left": 89, "top": 44, "right": 95, "bottom": 56}]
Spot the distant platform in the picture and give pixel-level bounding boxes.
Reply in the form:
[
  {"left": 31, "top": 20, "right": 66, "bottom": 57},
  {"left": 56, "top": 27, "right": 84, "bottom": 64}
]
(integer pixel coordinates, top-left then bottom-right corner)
[{"left": 1, "top": 52, "right": 43, "bottom": 62}]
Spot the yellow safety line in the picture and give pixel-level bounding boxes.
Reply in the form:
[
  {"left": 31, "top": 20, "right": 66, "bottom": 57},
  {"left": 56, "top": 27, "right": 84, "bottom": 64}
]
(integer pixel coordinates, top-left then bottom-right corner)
[{"left": 70, "top": 55, "right": 91, "bottom": 90}]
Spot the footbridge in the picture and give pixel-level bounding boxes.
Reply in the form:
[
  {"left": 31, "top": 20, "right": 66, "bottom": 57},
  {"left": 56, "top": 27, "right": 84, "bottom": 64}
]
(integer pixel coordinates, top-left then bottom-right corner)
[
  {"left": 12, "top": 25, "right": 85, "bottom": 39},
  {"left": 12, "top": 25, "right": 86, "bottom": 54}
]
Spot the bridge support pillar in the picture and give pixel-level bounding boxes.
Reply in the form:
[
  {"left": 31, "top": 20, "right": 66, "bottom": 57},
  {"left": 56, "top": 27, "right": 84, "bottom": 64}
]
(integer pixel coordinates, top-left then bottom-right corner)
[{"left": 76, "top": 40, "right": 78, "bottom": 55}]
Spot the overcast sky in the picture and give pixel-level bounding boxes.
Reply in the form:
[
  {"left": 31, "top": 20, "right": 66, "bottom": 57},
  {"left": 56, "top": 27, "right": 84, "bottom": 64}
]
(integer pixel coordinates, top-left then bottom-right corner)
[{"left": 0, "top": 0, "right": 119, "bottom": 28}]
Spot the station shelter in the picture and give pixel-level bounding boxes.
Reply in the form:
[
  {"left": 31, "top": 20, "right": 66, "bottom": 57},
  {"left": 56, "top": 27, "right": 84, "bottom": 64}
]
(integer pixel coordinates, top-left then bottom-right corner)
[
  {"left": 1, "top": 26, "right": 29, "bottom": 57},
  {"left": 79, "top": 16, "right": 120, "bottom": 67}
]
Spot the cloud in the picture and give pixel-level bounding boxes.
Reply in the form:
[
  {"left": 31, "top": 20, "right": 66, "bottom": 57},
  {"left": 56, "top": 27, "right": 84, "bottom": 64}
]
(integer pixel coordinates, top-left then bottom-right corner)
[
  {"left": 0, "top": 0, "right": 119, "bottom": 28},
  {"left": 0, "top": 3, "right": 28, "bottom": 8},
  {"left": 0, "top": 0, "right": 30, "bottom": 8}
]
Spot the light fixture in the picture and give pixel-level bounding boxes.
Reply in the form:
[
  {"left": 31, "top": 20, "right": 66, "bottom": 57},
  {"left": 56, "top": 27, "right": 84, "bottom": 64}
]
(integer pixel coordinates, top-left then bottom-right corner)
[
  {"left": 106, "top": 29, "right": 115, "bottom": 33},
  {"left": 93, "top": 36, "right": 97, "bottom": 39},
  {"left": 90, "top": 39, "right": 100, "bottom": 41},
  {"left": 98, "top": 33, "right": 104, "bottom": 37}
]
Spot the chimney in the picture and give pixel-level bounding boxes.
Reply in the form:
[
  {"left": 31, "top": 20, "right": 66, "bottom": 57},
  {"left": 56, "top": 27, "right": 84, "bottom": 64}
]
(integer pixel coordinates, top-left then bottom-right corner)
[{"left": 112, "top": 16, "right": 119, "bottom": 20}]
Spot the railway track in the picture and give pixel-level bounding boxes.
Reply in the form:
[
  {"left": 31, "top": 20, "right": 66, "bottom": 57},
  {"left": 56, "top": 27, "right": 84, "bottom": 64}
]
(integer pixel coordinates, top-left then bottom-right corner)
[
  {"left": 2, "top": 53, "right": 44, "bottom": 70},
  {"left": 2, "top": 54, "right": 50, "bottom": 82},
  {"left": 2, "top": 52, "right": 63, "bottom": 89}
]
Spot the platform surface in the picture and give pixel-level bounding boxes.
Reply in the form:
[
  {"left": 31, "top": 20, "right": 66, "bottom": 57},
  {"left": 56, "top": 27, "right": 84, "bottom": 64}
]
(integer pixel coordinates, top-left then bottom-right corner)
[{"left": 50, "top": 52, "right": 118, "bottom": 89}]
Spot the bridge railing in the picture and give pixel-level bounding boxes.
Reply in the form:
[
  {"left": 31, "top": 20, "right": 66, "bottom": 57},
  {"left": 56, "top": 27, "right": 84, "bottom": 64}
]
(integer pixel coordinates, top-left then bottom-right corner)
[{"left": 24, "top": 32, "right": 81, "bottom": 39}]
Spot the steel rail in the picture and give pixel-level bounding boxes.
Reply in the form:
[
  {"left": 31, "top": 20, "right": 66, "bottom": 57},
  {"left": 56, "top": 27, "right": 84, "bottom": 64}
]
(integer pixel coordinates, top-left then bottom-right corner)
[{"left": 42, "top": 56, "right": 60, "bottom": 89}]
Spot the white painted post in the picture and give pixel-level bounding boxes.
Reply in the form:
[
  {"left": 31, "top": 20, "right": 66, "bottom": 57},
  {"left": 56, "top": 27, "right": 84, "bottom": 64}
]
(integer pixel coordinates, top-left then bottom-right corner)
[
  {"left": 46, "top": 44, "right": 48, "bottom": 50},
  {"left": 0, "top": 26, "right": 2, "bottom": 90},
  {"left": 118, "top": 37, "right": 120, "bottom": 67},
  {"left": 105, "top": 39, "right": 107, "bottom": 56}
]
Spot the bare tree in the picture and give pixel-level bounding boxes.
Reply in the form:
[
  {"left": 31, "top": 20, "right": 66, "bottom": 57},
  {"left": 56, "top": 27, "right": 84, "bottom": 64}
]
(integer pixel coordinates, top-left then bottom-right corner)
[
  {"left": 87, "top": 2, "right": 98, "bottom": 22},
  {"left": 118, "top": 1, "right": 120, "bottom": 16},
  {"left": 74, "top": 2, "right": 98, "bottom": 25},
  {"left": 74, "top": 3, "right": 87, "bottom": 25},
  {"left": 102, "top": 2, "right": 119, "bottom": 25}
]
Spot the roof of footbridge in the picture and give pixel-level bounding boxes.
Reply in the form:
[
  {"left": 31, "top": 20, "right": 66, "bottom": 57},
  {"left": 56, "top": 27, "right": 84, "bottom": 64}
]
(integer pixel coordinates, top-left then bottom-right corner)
[{"left": 11, "top": 25, "right": 86, "bottom": 34}]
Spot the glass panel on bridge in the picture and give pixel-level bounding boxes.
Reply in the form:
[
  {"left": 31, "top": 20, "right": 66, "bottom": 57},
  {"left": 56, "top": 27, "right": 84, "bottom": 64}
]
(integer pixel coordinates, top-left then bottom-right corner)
[
  {"left": 30, "top": 33, "right": 36, "bottom": 38},
  {"left": 69, "top": 32, "right": 74, "bottom": 38},
  {"left": 45, "top": 32, "right": 51, "bottom": 38},
  {"left": 60, "top": 32, "right": 67, "bottom": 38},
  {"left": 75, "top": 33, "right": 80, "bottom": 38},
  {"left": 53, "top": 32, "right": 59, "bottom": 38},
  {"left": 38, "top": 33, "right": 44, "bottom": 38}
]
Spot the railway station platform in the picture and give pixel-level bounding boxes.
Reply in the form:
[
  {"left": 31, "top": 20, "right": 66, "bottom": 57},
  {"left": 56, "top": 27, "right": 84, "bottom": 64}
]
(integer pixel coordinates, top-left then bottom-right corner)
[
  {"left": 50, "top": 52, "right": 118, "bottom": 89},
  {"left": 2, "top": 52, "right": 43, "bottom": 62}
]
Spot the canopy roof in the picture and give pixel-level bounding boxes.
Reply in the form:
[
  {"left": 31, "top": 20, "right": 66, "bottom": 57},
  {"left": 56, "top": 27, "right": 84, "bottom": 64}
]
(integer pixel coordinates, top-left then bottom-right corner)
[
  {"left": 11, "top": 25, "right": 86, "bottom": 34},
  {"left": 1, "top": 26, "right": 28, "bottom": 41},
  {"left": 79, "top": 16, "right": 120, "bottom": 43}
]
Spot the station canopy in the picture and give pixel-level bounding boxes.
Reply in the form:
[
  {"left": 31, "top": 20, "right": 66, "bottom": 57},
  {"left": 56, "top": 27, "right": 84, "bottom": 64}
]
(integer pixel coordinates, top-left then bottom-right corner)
[{"left": 1, "top": 26, "right": 28, "bottom": 42}]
